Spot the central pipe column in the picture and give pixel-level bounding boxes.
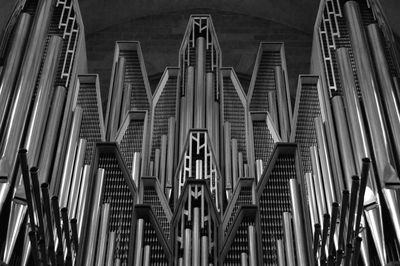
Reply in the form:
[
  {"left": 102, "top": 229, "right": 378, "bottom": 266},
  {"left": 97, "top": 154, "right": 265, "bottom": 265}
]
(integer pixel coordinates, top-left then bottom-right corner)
[{"left": 194, "top": 37, "right": 206, "bottom": 128}]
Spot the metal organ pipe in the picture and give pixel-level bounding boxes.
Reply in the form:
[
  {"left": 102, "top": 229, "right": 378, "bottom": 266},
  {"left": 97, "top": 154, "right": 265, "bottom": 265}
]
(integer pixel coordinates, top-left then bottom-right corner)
[
  {"left": 224, "top": 121, "right": 232, "bottom": 197},
  {"left": 160, "top": 135, "right": 167, "bottom": 188},
  {"left": 268, "top": 90, "right": 279, "bottom": 131},
  {"left": 206, "top": 72, "right": 214, "bottom": 140},
  {"left": 305, "top": 172, "right": 319, "bottom": 231},
  {"left": 192, "top": 207, "right": 200, "bottom": 266},
  {"left": 166, "top": 117, "right": 175, "bottom": 198},
  {"left": 276, "top": 239, "right": 285, "bottom": 266},
  {"left": 231, "top": 138, "right": 238, "bottom": 189},
  {"left": 201, "top": 235, "right": 209, "bottom": 266},
  {"left": 0, "top": 13, "right": 31, "bottom": 138},
  {"left": 283, "top": 212, "right": 295, "bottom": 266},
  {"left": 248, "top": 225, "right": 257, "bottom": 266},
  {"left": 194, "top": 37, "right": 206, "bottom": 128},
  {"left": 186, "top": 66, "right": 195, "bottom": 131},
  {"left": 184, "top": 228, "right": 192, "bottom": 266},
  {"left": 96, "top": 203, "right": 111, "bottom": 266},
  {"left": 143, "top": 245, "right": 151, "bottom": 266},
  {"left": 132, "top": 152, "right": 141, "bottom": 187},
  {"left": 134, "top": 218, "right": 144, "bottom": 266},
  {"left": 76, "top": 165, "right": 90, "bottom": 238},
  {"left": 241, "top": 252, "right": 249, "bottom": 266},
  {"left": 275, "top": 66, "right": 290, "bottom": 141},
  {"left": 310, "top": 145, "right": 327, "bottom": 226}
]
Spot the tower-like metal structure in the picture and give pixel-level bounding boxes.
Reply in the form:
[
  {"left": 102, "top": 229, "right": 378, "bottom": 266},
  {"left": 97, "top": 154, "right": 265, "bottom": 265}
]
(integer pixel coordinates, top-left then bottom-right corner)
[{"left": 0, "top": 0, "right": 399, "bottom": 265}]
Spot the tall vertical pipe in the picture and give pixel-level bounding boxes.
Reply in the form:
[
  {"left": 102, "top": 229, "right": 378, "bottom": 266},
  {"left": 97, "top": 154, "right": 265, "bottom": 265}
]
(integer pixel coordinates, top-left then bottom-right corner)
[
  {"left": 143, "top": 245, "right": 151, "bottom": 266},
  {"left": 346, "top": 176, "right": 359, "bottom": 245},
  {"left": 206, "top": 72, "right": 214, "bottom": 141},
  {"left": 132, "top": 152, "right": 141, "bottom": 187},
  {"left": 305, "top": 172, "right": 319, "bottom": 231},
  {"left": 276, "top": 239, "right": 285, "bottom": 266},
  {"left": 83, "top": 168, "right": 105, "bottom": 266},
  {"left": 231, "top": 139, "right": 238, "bottom": 189},
  {"left": 67, "top": 139, "right": 87, "bottom": 219},
  {"left": 289, "top": 179, "right": 309, "bottom": 265},
  {"left": 76, "top": 165, "right": 90, "bottom": 237},
  {"left": 61, "top": 208, "right": 72, "bottom": 257},
  {"left": 119, "top": 84, "right": 131, "bottom": 127},
  {"left": 248, "top": 225, "right": 257, "bottom": 266},
  {"left": 344, "top": 1, "right": 398, "bottom": 188},
  {"left": 192, "top": 207, "right": 200, "bottom": 266},
  {"left": 154, "top": 149, "right": 160, "bottom": 178},
  {"left": 179, "top": 93, "right": 187, "bottom": 154},
  {"left": 224, "top": 122, "right": 232, "bottom": 197},
  {"left": 315, "top": 117, "right": 336, "bottom": 213},
  {"left": 256, "top": 159, "right": 263, "bottom": 183},
  {"left": 283, "top": 212, "right": 295, "bottom": 266},
  {"left": 238, "top": 152, "right": 244, "bottom": 178},
  {"left": 106, "top": 231, "right": 116, "bottom": 266},
  {"left": 201, "top": 235, "right": 208, "bottom": 266},
  {"left": 0, "top": 13, "right": 31, "bottom": 136},
  {"left": 268, "top": 90, "right": 279, "bottom": 131},
  {"left": 241, "top": 253, "right": 249, "bottom": 266},
  {"left": 134, "top": 218, "right": 144, "bottom": 266},
  {"left": 332, "top": 96, "right": 356, "bottom": 189},
  {"left": 0, "top": 0, "right": 53, "bottom": 189},
  {"left": 186, "top": 66, "right": 195, "bottom": 131},
  {"left": 159, "top": 135, "right": 167, "bottom": 189},
  {"left": 275, "top": 66, "right": 290, "bottom": 141},
  {"left": 196, "top": 160, "right": 202, "bottom": 179},
  {"left": 184, "top": 228, "right": 192, "bottom": 266},
  {"left": 96, "top": 203, "right": 111, "bottom": 266},
  {"left": 311, "top": 146, "right": 327, "bottom": 225},
  {"left": 58, "top": 106, "right": 83, "bottom": 208},
  {"left": 166, "top": 117, "right": 175, "bottom": 198},
  {"left": 194, "top": 37, "right": 205, "bottom": 128},
  {"left": 212, "top": 96, "right": 220, "bottom": 163}
]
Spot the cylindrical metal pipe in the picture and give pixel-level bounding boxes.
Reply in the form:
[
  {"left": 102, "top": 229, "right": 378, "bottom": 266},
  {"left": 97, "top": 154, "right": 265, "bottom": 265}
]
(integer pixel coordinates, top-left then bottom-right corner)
[
  {"left": 186, "top": 66, "right": 195, "bottom": 130},
  {"left": 84, "top": 168, "right": 106, "bottom": 265},
  {"left": 37, "top": 85, "right": 66, "bottom": 184},
  {"left": 382, "top": 188, "right": 400, "bottom": 250},
  {"left": 58, "top": 106, "right": 83, "bottom": 208},
  {"left": 196, "top": 160, "right": 202, "bottom": 180},
  {"left": 206, "top": 72, "right": 214, "bottom": 142},
  {"left": 96, "top": 203, "right": 111, "bottom": 266},
  {"left": 159, "top": 135, "right": 167, "bottom": 188},
  {"left": 67, "top": 138, "right": 87, "bottom": 219},
  {"left": 321, "top": 214, "right": 330, "bottom": 260},
  {"left": 143, "top": 245, "right": 151, "bottom": 266},
  {"left": 367, "top": 24, "right": 400, "bottom": 167},
  {"left": 192, "top": 207, "right": 200, "bottom": 266},
  {"left": 241, "top": 252, "right": 249, "bottom": 266},
  {"left": 166, "top": 117, "right": 175, "bottom": 197},
  {"left": 338, "top": 190, "right": 350, "bottom": 251},
  {"left": 268, "top": 90, "right": 279, "bottom": 131},
  {"left": 276, "top": 239, "right": 285, "bottom": 266},
  {"left": 256, "top": 159, "right": 263, "bottom": 183},
  {"left": 238, "top": 152, "right": 244, "bottom": 178},
  {"left": 18, "top": 150, "right": 36, "bottom": 228},
  {"left": 51, "top": 196, "right": 64, "bottom": 252},
  {"left": 346, "top": 176, "right": 360, "bottom": 245},
  {"left": 354, "top": 158, "right": 370, "bottom": 237},
  {"left": 289, "top": 179, "right": 309, "bottom": 265},
  {"left": 194, "top": 37, "right": 206, "bottom": 128},
  {"left": 328, "top": 202, "right": 339, "bottom": 255},
  {"left": 212, "top": 97, "right": 220, "bottom": 163},
  {"left": 310, "top": 145, "right": 327, "bottom": 224},
  {"left": 132, "top": 152, "right": 141, "bottom": 187},
  {"left": 70, "top": 218, "right": 79, "bottom": 252},
  {"left": 119, "top": 83, "right": 131, "bottom": 127},
  {"left": 315, "top": 117, "right": 336, "bottom": 213},
  {"left": 248, "top": 225, "right": 257, "bottom": 266},
  {"left": 76, "top": 165, "right": 90, "bottom": 237},
  {"left": 184, "top": 228, "right": 192, "bottom": 266},
  {"left": 0, "top": 13, "right": 31, "bottom": 136},
  {"left": 351, "top": 237, "right": 362, "bottom": 266},
  {"left": 0, "top": 0, "right": 54, "bottom": 185},
  {"left": 106, "top": 231, "right": 116, "bottom": 266},
  {"left": 283, "top": 212, "right": 295, "bottom": 266},
  {"left": 154, "top": 149, "right": 161, "bottom": 178},
  {"left": 305, "top": 172, "right": 319, "bottom": 230},
  {"left": 332, "top": 96, "right": 356, "bottom": 190},
  {"left": 41, "top": 183, "right": 55, "bottom": 250},
  {"left": 275, "top": 66, "right": 290, "bottom": 141},
  {"left": 224, "top": 122, "right": 232, "bottom": 195},
  {"left": 28, "top": 231, "right": 40, "bottom": 266},
  {"left": 344, "top": 1, "right": 397, "bottom": 188},
  {"left": 313, "top": 224, "right": 321, "bottom": 259},
  {"left": 201, "top": 235, "right": 208, "bottom": 266},
  {"left": 179, "top": 94, "right": 187, "bottom": 154},
  {"left": 134, "top": 218, "right": 144, "bottom": 266},
  {"left": 61, "top": 208, "right": 72, "bottom": 256},
  {"left": 231, "top": 138, "right": 238, "bottom": 188}
]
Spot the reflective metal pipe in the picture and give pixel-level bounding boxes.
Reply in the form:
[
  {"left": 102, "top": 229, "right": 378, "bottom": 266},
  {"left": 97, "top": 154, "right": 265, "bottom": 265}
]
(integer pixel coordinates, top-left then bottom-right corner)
[
  {"left": 160, "top": 135, "right": 167, "bottom": 188},
  {"left": 275, "top": 66, "right": 290, "bottom": 141},
  {"left": 256, "top": 159, "right": 263, "bottom": 183},
  {"left": 70, "top": 218, "right": 79, "bottom": 252},
  {"left": 134, "top": 218, "right": 144, "bottom": 266},
  {"left": 0, "top": 0, "right": 53, "bottom": 186},
  {"left": 132, "top": 152, "right": 141, "bottom": 187},
  {"left": 96, "top": 203, "right": 111, "bottom": 266},
  {"left": 166, "top": 117, "right": 175, "bottom": 197},
  {"left": 61, "top": 208, "right": 72, "bottom": 256},
  {"left": 76, "top": 165, "right": 90, "bottom": 238},
  {"left": 346, "top": 176, "right": 359, "bottom": 245},
  {"left": 106, "top": 231, "right": 116, "bottom": 266},
  {"left": 338, "top": 190, "right": 349, "bottom": 250},
  {"left": 315, "top": 117, "right": 336, "bottom": 213},
  {"left": 154, "top": 149, "right": 160, "bottom": 178},
  {"left": 382, "top": 188, "right": 400, "bottom": 247},
  {"left": 37, "top": 85, "right": 66, "bottom": 184},
  {"left": 58, "top": 106, "right": 83, "bottom": 209},
  {"left": 192, "top": 207, "right": 200, "bottom": 266},
  {"left": 194, "top": 37, "right": 205, "bottom": 128},
  {"left": 0, "top": 13, "right": 31, "bottom": 136},
  {"left": 321, "top": 214, "right": 330, "bottom": 260},
  {"left": 201, "top": 235, "right": 208, "bottom": 266},
  {"left": 332, "top": 96, "right": 356, "bottom": 190},
  {"left": 248, "top": 225, "right": 257, "bottom": 266},
  {"left": 313, "top": 224, "right": 321, "bottom": 259},
  {"left": 276, "top": 239, "right": 285, "bottom": 266},
  {"left": 186, "top": 66, "right": 195, "bottom": 130},
  {"left": 343, "top": 244, "right": 352, "bottom": 266},
  {"left": 351, "top": 237, "right": 362, "bottom": 266},
  {"left": 120, "top": 83, "right": 131, "bottom": 127},
  {"left": 51, "top": 196, "right": 64, "bottom": 252},
  {"left": 283, "top": 212, "right": 295, "bottom": 266},
  {"left": 213, "top": 98, "right": 220, "bottom": 163},
  {"left": 28, "top": 231, "right": 40, "bottom": 266},
  {"left": 367, "top": 24, "right": 400, "bottom": 165},
  {"left": 41, "top": 183, "right": 55, "bottom": 253},
  {"left": 179, "top": 94, "right": 187, "bottom": 154},
  {"left": 354, "top": 158, "right": 370, "bottom": 237},
  {"left": 268, "top": 90, "right": 279, "bottom": 131},
  {"left": 67, "top": 138, "right": 87, "bottom": 219},
  {"left": 238, "top": 152, "right": 243, "bottom": 178},
  {"left": 149, "top": 161, "right": 154, "bottom": 176},
  {"left": 311, "top": 146, "right": 327, "bottom": 226},
  {"left": 18, "top": 149, "right": 36, "bottom": 227},
  {"left": 305, "top": 172, "right": 319, "bottom": 230},
  {"left": 30, "top": 168, "right": 45, "bottom": 241},
  {"left": 241, "top": 252, "right": 248, "bottom": 266},
  {"left": 143, "top": 245, "right": 151, "bottom": 266},
  {"left": 184, "top": 228, "right": 192, "bottom": 266},
  {"left": 206, "top": 72, "right": 214, "bottom": 141},
  {"left": 115, "top": 258, "right": 121, "bottom": 266},
  {"left": 328, "top": 202, "right": 339, "bottom": 255},
  {"left": 231, "top": 138, "right": 238, "bottom": 188},
  {"left": 289, "top": 179, "right": 309, "bottom": 265},
  {"left": 20, "top": 225, "right": 32, "bottom": 266},
  {"left": 224, "top": 122, "right": 232, "bottom": 195},
  {"left": 84, "top": 168, "right": 105, "bottom": 265},
  {"left": 344, "top": 1, "right": 398, "bottom": 188},
  {"left": 196, "top": 160, "right": 202, "bottom": 180},
  {"left": 108, "top": 57, "right": 126, "bottom": 140}
]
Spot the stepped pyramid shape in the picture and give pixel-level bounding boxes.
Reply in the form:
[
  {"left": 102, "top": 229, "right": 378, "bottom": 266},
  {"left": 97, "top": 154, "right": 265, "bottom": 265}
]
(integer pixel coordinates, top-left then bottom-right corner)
[{"left": 0, "top": 0, "right": 400, "bottom": 265}]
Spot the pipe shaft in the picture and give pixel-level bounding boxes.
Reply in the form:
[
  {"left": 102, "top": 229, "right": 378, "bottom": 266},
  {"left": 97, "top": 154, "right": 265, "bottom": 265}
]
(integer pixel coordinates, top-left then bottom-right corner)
[
  {"left": 248, "top": 225, "right": 257, "bottom": 266},
  {"left": 338, "top": 190, "right": 350, "bottom": 250},
  {"left": 192, "top": 207, "right": 200, "bottom": 266},
  {"left": 194, "top": 37, "right": 205, "bottom": 128},
  {"left": 346, "top": 176, "right": 359, "bottom": 245},
  {"left": 238, "top": 152, "right": 243, "bottom": 178},
  {"left": 184, "top": 228, "right": 192, "bottom": 266},
  {"left": 305, "top": 172, "right": 319, "bottom": 229},
  {"left": 224, "top": 122, "right": 232, "bottom": 194},
  {"left": 310, "top": 146, "right": 327, "bottom": 225},
  {"left": 231, "top": 138, "right": 238, "bottom": 188},
  {"left": 186, "top": 66, "right": 195, "bottom": 130},
  {"left": 328, "top": 203, "right": 339, "bottom": 255},
  {"left": 268, "top": 90, "right": 279, "bottom": 132},
  {"left": 132, "top": 152, "right": 141, "bottom": 187},
  {"left": 283, "top": 212, "right": 295, "bottom": 266},
  {"left": 241, "top": 252, "right": 249, "bottom": 266},
  {"left": 134, "top": 218, "right": 144, "bottom": 266},
  {"left": 143, "top": 245, "right": 151, "bottom": 266},
  {"left": 160, "top": 135, "right": 167, "bottom": 188},
  {"left": 206, "top": 72, "right": 214, "bottom": 143},
  {"left": 275, "top": 66, "right": 290, "bottom": 141},
  {"left": 154, "top": 149, "right": 160, "bottom": 178},
  {"left": 96, "top": 203, "right": 111, "bottom": 266},
  {"left": 166, "top": 117, "right": 175, "bottom": 196},
  {"left": 106, "top": 231, "right": 116, "bottom": 266},
  {"left": 76, "top": 165, "right": 90, "bottom": 237},
  {"left": 201, "top": 235, "right": 208, "bottom": 266},
  {"left": 256, "top": 159, "right": 263, "bottom": 183},
  {"left": 61, "top": 208, "right": 72, "bottom": 256},
  {"left": 70, "top": 218, "right": 79, "bottom": 252},
  {"left": 276, "top": 239, "right": 285, "bottom": 266}
]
